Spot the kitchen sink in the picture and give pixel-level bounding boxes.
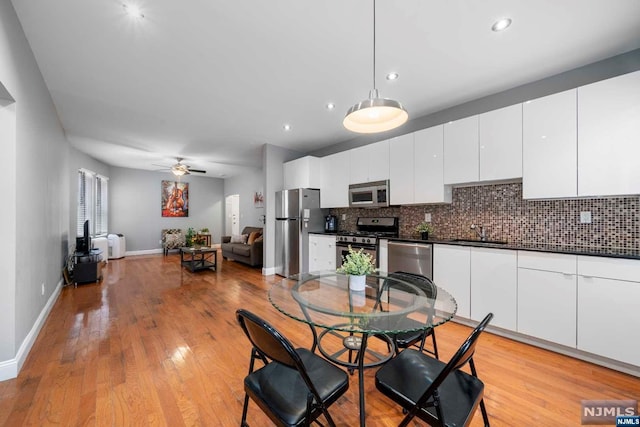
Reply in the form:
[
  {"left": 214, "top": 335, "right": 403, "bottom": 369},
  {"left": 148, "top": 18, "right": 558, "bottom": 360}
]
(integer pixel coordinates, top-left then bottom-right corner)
[{"left": 450, "top": 238, "right": 509, "bottom": 245}]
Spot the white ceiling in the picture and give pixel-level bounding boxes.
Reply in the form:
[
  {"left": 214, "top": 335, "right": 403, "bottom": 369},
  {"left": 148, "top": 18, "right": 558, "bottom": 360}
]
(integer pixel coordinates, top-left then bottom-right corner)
[{"left": 11, "top": 0, "right": 640, "bottom": 178}]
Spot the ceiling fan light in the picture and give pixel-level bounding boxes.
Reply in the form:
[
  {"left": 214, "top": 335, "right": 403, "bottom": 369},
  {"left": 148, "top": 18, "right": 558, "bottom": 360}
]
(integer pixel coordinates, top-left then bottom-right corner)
[
  {"left": 343, "top": 96, "right": 408, "bottom": 134},
  {"left": 172, "top": 168, "right": 187, "bottom": 176}
]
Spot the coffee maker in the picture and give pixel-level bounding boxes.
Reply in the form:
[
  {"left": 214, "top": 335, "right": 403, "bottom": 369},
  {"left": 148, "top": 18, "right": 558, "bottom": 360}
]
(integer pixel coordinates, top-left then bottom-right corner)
[{"left": 324, "top": 215, "right": 338, "bottom": 232}]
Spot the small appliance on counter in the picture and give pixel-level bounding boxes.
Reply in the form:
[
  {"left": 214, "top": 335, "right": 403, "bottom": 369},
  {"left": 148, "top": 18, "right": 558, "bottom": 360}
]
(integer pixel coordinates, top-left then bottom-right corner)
[{"left": 324, "top": 215, "right": 338, "bottom": 233}]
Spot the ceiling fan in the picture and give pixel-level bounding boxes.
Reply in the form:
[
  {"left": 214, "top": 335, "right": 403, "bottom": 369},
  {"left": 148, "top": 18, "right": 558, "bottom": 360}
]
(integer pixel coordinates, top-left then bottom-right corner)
[{"left": 155, "top": 157, "right": 207, "bottom": 176}]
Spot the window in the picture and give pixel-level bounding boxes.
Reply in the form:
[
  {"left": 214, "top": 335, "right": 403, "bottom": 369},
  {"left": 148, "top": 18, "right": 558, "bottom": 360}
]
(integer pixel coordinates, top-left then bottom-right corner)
[{"left": 77, "top": 169, "right": 108, "bottom": 237}]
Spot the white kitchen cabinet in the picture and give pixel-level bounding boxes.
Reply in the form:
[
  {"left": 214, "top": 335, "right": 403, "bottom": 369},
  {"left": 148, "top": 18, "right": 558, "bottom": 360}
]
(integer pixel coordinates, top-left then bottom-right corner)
[
  {"left": 578, "top": 70, "right": 640, "bottom": 197},
  {"left": 308, "top": 234, "right": 336, "bottom": 272},
  {"left": 517, "top": 252, "right": 577, "bottom": 347},
  {"left": 444, "top": 116, "right": 479, "bottom": 185},
  {"left": 470, "top": 247, "right": 517, "bottom": 330},
  {"left": 349, "top": 139, "right": 389, "bottom": 184},
  {"left": 283, "top": 156, "right": 321, "bottom": 190},
  {"left": 320, "top": 151, "right": 349, "bottom": 208},
  {"left": 522, "top": 89, "right": 577, "bottom": 199},
  {"left": 414, "top": 126, "right": 452, "bottom": 203},
  {"left": 479, "top": 104, "right": 523, "bottom": 181},
  {"left": 378, "top": 239, "right": 388, "bottom": 272},
  {"left": 433, "top": 245, "right": 471, "bottom": 318},
  {"left": 389, "top": 133, "right": 415, "bottom": 205},
  {"left": 576, "top": 256, "right": 640, "bottom": 366}
]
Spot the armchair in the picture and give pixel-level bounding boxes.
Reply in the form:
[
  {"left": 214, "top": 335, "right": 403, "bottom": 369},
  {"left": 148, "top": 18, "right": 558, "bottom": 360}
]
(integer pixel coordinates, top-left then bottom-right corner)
[{"left": 162, "top": 228, "right": 186, "bottom": 255}]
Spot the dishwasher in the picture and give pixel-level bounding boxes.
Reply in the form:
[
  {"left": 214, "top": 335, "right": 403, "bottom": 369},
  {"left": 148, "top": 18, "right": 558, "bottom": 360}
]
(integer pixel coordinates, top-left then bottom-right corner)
[{"left": 387, "top": 241, "right": 433, "bottom": 280}]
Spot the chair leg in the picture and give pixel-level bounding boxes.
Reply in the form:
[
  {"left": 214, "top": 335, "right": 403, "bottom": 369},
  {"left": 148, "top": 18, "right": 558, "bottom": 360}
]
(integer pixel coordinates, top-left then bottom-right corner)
[
  {"left": 469, "top": 358, "right": 490, "bottom": 426},
  {"left": 431, "top": 331, "right": 439, "bottom": 359},
  {"left": 479, "top": 398, "right": 490, "bottom": 426},
  {"left": 240, "top": 393, "right": 250, "bottom": 427}
]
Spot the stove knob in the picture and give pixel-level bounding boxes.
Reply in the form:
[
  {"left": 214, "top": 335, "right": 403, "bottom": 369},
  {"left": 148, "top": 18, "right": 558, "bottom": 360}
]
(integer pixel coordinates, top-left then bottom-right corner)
[
  {"left": 366, "top": 238, "right": 371, "bottom": 243},
  {"left": 352, "top": 237, "right": 357, "bottom": 242}
]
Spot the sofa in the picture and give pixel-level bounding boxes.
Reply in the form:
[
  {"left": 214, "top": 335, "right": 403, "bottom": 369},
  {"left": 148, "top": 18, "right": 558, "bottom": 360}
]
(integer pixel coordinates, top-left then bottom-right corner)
[
  {"left": 162, "top": 228, "right": 186, "bottom": 255},
  {"left": 221, "top": 226, "right": 263, "bottom": 267}
]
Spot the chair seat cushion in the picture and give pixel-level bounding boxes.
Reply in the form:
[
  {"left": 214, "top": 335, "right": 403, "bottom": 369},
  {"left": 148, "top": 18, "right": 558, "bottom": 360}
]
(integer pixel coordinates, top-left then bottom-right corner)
[
  {"left": 245, "top": 348, "right": 349, "bottom": 426},
  {"left": 233, "top": 245, "right": 252, "bottom": 257},
  {"left": 375, "top": 349, "right": 484, "bottom": 427}
]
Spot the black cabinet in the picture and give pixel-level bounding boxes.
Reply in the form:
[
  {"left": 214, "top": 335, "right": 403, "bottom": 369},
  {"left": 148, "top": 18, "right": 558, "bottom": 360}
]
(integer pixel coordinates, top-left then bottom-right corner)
[{"left": 73, "top": 249, "right": 103, "bottom": 285}]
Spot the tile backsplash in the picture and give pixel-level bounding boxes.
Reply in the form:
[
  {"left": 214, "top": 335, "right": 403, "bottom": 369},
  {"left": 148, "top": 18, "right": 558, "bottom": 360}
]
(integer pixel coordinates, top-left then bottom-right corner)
[{"left": 331, "top": 182, "right": 639, "bottom": 250}]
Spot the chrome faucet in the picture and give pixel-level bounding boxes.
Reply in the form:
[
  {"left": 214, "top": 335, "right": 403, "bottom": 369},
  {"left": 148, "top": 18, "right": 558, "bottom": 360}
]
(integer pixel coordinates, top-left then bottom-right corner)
[{"left": 471, "top": 224, "right": 488, "bottom": 242}]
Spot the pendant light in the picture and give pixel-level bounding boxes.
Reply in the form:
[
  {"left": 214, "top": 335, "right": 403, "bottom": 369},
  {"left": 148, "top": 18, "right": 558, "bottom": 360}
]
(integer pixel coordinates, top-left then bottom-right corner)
[{"left": 343, "top": 0, "right": 408, "bottom": 133}]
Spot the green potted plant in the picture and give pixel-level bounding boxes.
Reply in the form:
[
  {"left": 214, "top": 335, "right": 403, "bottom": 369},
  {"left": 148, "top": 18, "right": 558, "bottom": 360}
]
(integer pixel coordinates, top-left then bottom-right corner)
[
  {"left": 200, "top": 227, "right": 209, "bottom": 233},
  {"left": 337, "top": 245, "right": 375, "bottom": 290},
  {"left": 415, "top": 222, "right": 433, "bottom": 240},
  {"left": 185, "top": 227, "right": 196, "bottom": 246}
]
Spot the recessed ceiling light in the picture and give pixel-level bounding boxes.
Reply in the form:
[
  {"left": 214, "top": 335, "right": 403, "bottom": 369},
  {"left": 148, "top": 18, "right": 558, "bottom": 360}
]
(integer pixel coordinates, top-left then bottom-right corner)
[
  {"left": 123, "top": 3, "right": 144, "bottom": 19},
  {"left": 283, "top": 124, "right": 292, "bottom": 131},
  {"left": 386, "top": 72, "right": 399, "bottom": 81},
  {"left": 491, "top": 18, "right": 512, "bottom": 32},
  {"left": 326, "top": 103, "right": 335, "bottom": 111}
]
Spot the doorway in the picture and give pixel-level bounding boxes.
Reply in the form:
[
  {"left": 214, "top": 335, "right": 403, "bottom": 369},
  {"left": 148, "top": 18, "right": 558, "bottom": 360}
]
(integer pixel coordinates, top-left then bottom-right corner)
[{"left": 225, "top": 194, "right": 240, "bottom": 236}]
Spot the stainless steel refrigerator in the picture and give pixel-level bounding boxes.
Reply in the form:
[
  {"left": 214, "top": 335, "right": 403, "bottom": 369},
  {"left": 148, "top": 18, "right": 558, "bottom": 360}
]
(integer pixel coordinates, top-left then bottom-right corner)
[{"left": 275, "top": 188, "right": 324, "bottom": 277}]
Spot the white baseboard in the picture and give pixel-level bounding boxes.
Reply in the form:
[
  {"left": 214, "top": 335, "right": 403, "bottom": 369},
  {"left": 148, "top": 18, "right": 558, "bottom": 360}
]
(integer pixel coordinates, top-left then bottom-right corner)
[
  {"left": 0, "top": 279, "right": 63, "bottom": 381},
  {"left": 262, "top": 266, "right": 277, "bottom": 276},
  {"left": 125, "top": 248, "right": 163, "bottom": 256}
]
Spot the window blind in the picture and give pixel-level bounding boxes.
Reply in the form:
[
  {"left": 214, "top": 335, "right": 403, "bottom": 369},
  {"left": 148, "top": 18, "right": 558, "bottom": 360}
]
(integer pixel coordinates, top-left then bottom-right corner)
[{"left": 77, "top": 169, "right": 107, "bottom": 237}]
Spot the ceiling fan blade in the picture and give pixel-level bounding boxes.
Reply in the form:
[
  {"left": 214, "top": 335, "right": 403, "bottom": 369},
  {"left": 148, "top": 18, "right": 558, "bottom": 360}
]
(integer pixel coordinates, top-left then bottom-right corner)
[{"left": 188, "top": 169, "right": 206, "bottom": 174}]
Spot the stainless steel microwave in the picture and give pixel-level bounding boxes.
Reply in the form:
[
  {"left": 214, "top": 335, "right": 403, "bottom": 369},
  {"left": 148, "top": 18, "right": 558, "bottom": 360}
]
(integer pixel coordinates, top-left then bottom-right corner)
[{"left": 348, "top": 180, "right": 390, "bottom": 208}]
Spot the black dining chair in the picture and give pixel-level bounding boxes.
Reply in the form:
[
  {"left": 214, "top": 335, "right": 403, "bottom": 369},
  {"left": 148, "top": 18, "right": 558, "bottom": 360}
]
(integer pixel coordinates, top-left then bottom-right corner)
[
  {"left": 371, "top": 271, "right": 439, "bottom": 358},
  {"left": 236, "top": 309, "right": 349, "bottom": 427},
  {"left": 375, "top": 312, "right": 493, "bottom": 427}
]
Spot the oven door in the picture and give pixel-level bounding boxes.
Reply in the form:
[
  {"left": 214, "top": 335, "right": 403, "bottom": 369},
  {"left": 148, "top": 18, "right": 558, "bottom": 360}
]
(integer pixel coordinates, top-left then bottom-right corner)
[{"left": 336, "top": 243, "right": 378, "bottom": 269}]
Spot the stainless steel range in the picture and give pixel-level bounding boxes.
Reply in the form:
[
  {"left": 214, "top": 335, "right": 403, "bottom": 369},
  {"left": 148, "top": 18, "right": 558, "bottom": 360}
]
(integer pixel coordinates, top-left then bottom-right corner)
[{"left": 335, "top": 217, "right": 399, "bottom": 268}]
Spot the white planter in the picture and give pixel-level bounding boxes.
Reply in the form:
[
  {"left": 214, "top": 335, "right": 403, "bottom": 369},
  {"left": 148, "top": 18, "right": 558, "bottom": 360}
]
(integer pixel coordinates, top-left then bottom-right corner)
[{"left": 349, "top": 274, "right": 366, "bottom": 291}]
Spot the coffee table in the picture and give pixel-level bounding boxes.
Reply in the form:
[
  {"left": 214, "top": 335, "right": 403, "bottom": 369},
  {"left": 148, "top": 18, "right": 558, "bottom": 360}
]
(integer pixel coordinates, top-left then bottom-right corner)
[{"left": 180, "top": 247, "right": 217, "bottom": 272}]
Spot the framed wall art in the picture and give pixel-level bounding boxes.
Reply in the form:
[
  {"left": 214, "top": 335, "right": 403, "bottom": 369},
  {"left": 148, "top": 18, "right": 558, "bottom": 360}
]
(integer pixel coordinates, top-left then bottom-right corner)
[
  {"left": 162, "top": 180, "right": 189, "bottom": 217},
  {"left": 254, "top": 190, "right": 264, "bottom": 208}
]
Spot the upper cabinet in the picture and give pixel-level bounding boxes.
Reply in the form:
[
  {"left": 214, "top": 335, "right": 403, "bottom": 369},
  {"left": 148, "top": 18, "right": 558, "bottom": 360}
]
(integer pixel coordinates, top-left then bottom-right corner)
[
  {"left": 578, "top": 70, "right": 640, "bottom": 197},
  {"left": 320, "top": 151, "right": 349, "bottom": 208},
  {"left": 414, "top": 126, "right": 451, "bottom": 203},
  {"left": 444, "top": 116, "right": 479, "bottom": 184},
  {"left": 283, "top": 156, "right": 321, "bottom": 190},
  {"left": 444, "top": 105, "right": 523, "bottom": 185},
  {"left": 522, "top": 70, "right": 640, "bottom": 199},
  {"left": 389, "top": 133, "right": 414, "bottom": 205},
  {"left": 522, "top": 89, "right": 578, "bottom": 199},
  {"left": 389, "top": 130, "right": 451, "bottom": 205},
  {"left": 479, "top": 104, "right": 523, "bottom": 181},
  {"left": 349, "top": 139, "right": 389, "bottom": 184}
]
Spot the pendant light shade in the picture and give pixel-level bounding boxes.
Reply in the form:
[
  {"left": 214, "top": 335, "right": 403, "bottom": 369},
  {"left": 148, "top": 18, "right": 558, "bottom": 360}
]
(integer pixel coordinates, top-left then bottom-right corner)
[
  {"left": 344, "top": 0, "right": 408, "bottom": 133},
  {"left": 343, "top": 89, "right": 408, "bottom": 133}
]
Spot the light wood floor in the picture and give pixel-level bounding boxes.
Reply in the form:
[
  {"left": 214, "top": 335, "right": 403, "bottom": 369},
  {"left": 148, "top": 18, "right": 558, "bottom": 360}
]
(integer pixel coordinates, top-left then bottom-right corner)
[{"left": 1, "top": 253, "right": 638, "bottom": 426}]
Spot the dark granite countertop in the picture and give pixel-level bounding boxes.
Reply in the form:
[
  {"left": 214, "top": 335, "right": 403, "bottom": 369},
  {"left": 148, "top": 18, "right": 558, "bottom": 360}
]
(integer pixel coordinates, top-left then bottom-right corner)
[{"left": 385, "top": 236, "right": 640, "bottom": 260}]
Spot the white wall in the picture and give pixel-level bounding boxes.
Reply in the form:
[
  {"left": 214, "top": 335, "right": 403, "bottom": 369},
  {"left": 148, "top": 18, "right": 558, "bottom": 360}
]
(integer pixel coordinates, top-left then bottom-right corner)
[
  {"left": 223, "top": 167, "right": 265, "bottom": 231},
  {"left": 0, "top": 0, "right": 70, "bottom": 377},
  {"left": 262, "top": 144, "right": 303, "bottom": 272},
  {"left": 109, "top": 167, "right": 225, "bottom": 251}
]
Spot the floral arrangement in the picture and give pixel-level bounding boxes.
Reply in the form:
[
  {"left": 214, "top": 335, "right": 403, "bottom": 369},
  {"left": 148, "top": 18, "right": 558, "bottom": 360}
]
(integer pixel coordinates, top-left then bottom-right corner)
[
  {"left": 337, "top": 245, "right": 375, "bottom": 276},
  {"left": 415, "top": 222, "right": 433, "bottom": 233}
]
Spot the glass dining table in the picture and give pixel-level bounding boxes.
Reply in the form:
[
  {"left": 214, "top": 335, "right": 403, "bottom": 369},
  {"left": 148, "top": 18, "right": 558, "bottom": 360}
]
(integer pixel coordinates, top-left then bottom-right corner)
[{"left": 268, "top": 271, "right": 457, "bottom": 427}]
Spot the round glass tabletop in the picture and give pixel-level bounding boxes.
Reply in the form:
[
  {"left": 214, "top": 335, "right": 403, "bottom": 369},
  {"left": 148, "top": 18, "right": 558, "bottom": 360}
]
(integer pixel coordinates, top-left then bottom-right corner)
[{"left": 268, "top": 271, "right": 457, "bottom": 335}]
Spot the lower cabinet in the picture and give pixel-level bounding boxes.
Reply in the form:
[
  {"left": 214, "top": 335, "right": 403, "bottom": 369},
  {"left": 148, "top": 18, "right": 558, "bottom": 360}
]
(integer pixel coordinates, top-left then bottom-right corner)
[
  {"left": 309, "top": 234, "right": 336, "bottom": 272},
  {"left": 517, "top": 252, "right": 577, "bottom": 347},
  {"left": 432, "top": 245, "right": 640, "bottom": 370},
  {"left": 433, "top": 245, "right": 471, "bottom": 318},
  {"left": 470, "top": 248, "right": 517, "bottom": 330},
  {"left": 577, "top": 256, "right": 640, "bottom": 367}
]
